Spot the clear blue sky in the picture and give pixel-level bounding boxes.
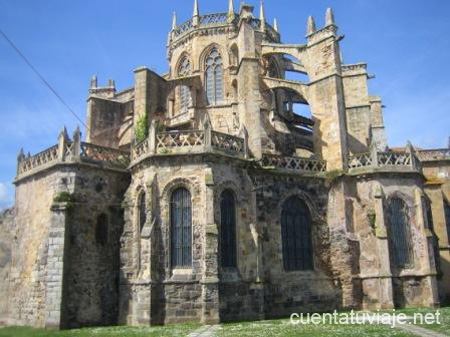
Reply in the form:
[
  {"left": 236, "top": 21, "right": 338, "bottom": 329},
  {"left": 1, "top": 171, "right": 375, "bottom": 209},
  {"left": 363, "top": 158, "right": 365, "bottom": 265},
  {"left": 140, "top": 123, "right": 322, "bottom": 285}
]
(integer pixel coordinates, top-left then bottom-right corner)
[{"left": 1, "top": 0, "right": 449, "bottom": 210}]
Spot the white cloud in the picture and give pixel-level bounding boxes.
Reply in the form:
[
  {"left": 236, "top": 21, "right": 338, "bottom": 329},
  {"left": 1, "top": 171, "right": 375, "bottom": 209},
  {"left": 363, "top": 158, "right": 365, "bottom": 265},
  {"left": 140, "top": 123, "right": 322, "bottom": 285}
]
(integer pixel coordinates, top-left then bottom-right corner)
[{"left": 0, "top": 183, "right": 8, "bottom": 203}]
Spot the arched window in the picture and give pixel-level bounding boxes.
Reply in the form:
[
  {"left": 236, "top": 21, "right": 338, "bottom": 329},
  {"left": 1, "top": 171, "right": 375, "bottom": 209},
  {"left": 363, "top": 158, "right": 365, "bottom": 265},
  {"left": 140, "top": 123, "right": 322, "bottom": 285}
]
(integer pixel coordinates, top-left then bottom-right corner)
[
  {"left": 220, "top": 189, "right": 237, "bottom": 268},
  {"left": 178, "top": 57, "right": 191, "bottom": 112},
  {"left": 171, "top": 188, "right": 192, "bottom": 268},
  {"left": 205, "top": 48, "right": 223, "bottom": 105},
  {"left": 96, "top": 213, "right": 108, "bottom": 246},
  {"left": 138, "top": 192, "right": 146, "bottom": 232},
  {"left": 422, "top": 197, "right": 434, "bottom": 230},
  {"left": 445, "top": 200, "right": 450, "bottom": 244},
  {"left": 387, "top": 197, "right": 414, "bottom": 269},
  {"left": 281, "top": 197, "right": 313, "bottom": 271}
]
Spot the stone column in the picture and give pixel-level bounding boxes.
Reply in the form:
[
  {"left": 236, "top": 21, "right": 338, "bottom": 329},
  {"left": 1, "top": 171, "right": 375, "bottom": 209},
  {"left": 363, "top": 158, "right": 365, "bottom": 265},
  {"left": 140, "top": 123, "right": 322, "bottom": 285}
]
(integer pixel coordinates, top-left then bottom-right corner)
[
  {"left": 45, "top": 202, "right": 69, "bottom": 329},
  {"left": 415, "top": 188, "right": 440, "bottom": 306},
  {"left": 201, "top": 168, "right": 220, "bottom": 324},
  {"left": 327, "top": 179, "right": 360, "bottom": 309},
  {"left": 372, "top": 184, "right": 394, "bottom": 309}
]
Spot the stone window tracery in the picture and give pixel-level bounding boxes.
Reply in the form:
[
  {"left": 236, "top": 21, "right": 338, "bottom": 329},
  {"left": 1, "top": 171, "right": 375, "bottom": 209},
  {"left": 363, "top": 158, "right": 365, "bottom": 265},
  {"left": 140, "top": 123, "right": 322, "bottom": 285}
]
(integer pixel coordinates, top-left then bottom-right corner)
[
  {"left": 178, "top": 57, "right": 191, "bottom": 113},
  {"left": 205, "top": 48, "right": 223, "bottom": 105}
]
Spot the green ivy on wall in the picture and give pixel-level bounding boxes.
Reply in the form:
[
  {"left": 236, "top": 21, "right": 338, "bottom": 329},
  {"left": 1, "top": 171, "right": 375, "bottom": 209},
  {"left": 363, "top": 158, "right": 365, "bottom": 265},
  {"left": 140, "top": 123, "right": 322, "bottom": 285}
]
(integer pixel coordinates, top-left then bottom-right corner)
[{"left": 135, "top": 115, "right": 148, "bottom": 143}]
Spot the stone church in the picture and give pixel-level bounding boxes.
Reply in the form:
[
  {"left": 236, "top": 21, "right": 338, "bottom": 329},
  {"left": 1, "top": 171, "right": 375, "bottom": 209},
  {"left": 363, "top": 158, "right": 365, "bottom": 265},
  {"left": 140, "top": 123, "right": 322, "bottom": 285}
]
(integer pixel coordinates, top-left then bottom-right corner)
[{"left": 2, "top": 0, "right": 450, "bottom": 330}]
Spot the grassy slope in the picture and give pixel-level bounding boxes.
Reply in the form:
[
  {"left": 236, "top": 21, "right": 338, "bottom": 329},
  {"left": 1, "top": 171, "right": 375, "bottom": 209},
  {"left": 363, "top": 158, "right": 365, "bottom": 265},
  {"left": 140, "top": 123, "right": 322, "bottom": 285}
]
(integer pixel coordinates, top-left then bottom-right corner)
[{"left": 2, "top": 307, "right": 449, "bottom": 337}]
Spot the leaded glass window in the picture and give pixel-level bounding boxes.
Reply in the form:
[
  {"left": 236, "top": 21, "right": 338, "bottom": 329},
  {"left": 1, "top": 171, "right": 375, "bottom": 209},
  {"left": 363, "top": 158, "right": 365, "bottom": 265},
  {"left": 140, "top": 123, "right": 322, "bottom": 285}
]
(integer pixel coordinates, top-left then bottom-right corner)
[
  {"left": 171, "top": 188, "right": 192, "bottom": 268},
  {"left": 178, "top": 57, "right": 191, "bottom": 112},
  {"left": 205, "top": 48, "right": 223, "bottom": 105},
  {"left": 281, "top": 197, "right": 313, "bottom": 271},
  {"left": 445, "top": 200, "right": 450, "bottom": 244},
  {"left": 387, "top": 197, "right": 414, "bottom": 269},
  {"left": 220, "top": 190, "right": 237, "bottom": 268}
]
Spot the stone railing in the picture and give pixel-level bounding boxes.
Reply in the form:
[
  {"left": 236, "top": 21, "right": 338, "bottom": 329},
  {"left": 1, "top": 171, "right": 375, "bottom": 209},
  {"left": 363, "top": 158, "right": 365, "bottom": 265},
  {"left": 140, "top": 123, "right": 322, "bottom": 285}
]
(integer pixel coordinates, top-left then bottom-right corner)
[
  {"left": 131, "top": 121, "right": 248, "bottom": 163},
  {"left": 156, "top": 130, "right": 206, "bottom": 151},
  {"left": 200, "top": 13, "right": 228, "bottom": 25},
  {"left": 417, "top": 149, "right": 450, "bottom": 162},
  {"left": 173, "top": 13, "right": 278, "bottom": 42},
  {"left": 211, "top": 130, "right": 245, "bottom": 155},
  {"left": 259, "top": 153, "right": 327, "bottom": 174},
  {"left": 80, "top": 142, "right": 129, "bottom": 167},
  {"left": 17, "top": 128, "right": 130, "bottom": 179},
  {"left": 348, "top": 147, "right": 422, "bottom": 173},
  {"left": 17, "top": 145, "right": 59, "bottom": 176},
  {"left": 174, "top": 19, "right": 194, "bottom": 37}
]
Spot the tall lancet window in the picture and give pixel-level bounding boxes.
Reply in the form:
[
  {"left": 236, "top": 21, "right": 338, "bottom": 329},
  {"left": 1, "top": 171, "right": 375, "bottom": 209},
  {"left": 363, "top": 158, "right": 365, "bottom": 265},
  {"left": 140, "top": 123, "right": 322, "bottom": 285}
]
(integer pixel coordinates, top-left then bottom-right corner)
[
  {"left": 220, "top": 189, "right": 237, "bottom": 268},
  {"left": 445, "top": 200, "right": 450, "bottom": 244},
  {"left": 387, "top": 197, "right": 414, "bottom": 269},
  {"left": 138, "top": 192, "right": 146, "bottom": 232},
  {"left": 178, "top": 57, "right": 191, "bottom": 113},
  {"left": 281, "top": 197, "right": 314, "bottom": 271},
  {"left": 205, "top": 48, "right": 223, "bottom": 105},
  {"left": 171, "top": 188, "right": 192, "bottom": 268}
]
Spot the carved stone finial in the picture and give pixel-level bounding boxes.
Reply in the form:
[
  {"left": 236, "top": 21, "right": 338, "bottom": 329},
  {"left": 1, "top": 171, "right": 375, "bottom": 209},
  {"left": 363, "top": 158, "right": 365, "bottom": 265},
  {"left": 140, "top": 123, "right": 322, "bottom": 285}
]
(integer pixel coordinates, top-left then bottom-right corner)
[
  {"left": 406, "top": 140, "right": 414, "bottom": 153},
  {"left": 273, "top": 18, "right": 278, "bottom": 32},
  {"left": 193, "top": 0, "right": 199, "bottom": 17},
  {"left": 307, "top": 16, "right": 316, "bottom": 35},
  {"left": 193, "top": 0, "right": 200, "bottom": 27},
  {"left": 90, "top": 75, "right": 97, "bottom": 89},
  {"left": 228, "top": 0, "right": 235, "bottom": 17},
  {"left": 17, "top": 148, "right": 25, "bottom": 162},
  {"left": 259, "top": 0, "right": 266, "bottom": 32},
  {"left": 172, "top": 11, "right": 177, "bottom": 30},
  {"left": 73, "top": 126, "right": 81, "bottom": 141},
  {"left": 325, "top": 8, "right": 335, "bottom": 26},
  {"left": 59, "top": 126, "right": 69, "bottom": 141}
]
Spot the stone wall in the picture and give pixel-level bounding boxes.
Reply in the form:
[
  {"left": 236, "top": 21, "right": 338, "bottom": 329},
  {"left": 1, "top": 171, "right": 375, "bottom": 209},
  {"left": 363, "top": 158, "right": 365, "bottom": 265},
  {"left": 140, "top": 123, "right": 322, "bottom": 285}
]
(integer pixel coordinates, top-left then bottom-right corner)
[
  {"left": 62, "top": 166, "right": 129, "bottom": 328},
  {"left": 86, "top": 96, "right": 134, "bottom": 149},
  {"left": 422, "top": 161, "right": 450, "bottom": 303},
  {"left": 9, "top": 163, "right": 129, "bottom": 329},
  {"left": 349, "top": 173, "right": 439, "bottom": 309},
  {"left": 0, "top": 208, "right": 14, "bottom": 325},
  {"left": 120, "top": 154, "right": 349, "bottom": 324},
  {"left": 9, "top": 169, "right": 66, "bottom": 327}
]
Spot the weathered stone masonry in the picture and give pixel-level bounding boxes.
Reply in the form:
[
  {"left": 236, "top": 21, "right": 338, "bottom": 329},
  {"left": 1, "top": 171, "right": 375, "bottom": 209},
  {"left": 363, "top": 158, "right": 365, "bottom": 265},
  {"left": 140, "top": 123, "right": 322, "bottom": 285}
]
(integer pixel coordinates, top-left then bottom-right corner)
[{"left": 2, "top": 0, "right": 450, "bottom": 329}]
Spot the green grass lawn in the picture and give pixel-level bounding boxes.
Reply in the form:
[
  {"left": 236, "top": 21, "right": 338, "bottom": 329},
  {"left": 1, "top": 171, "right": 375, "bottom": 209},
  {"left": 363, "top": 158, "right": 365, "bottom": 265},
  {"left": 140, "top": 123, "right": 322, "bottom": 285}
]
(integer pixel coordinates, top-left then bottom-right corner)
[
  {"left": 217, "top": 319, "right": 415, "bottom": 337},
  {"left": 1, "top": 307, "right": 449, "bottom": 337},
  {"left": 0, "top": 323, "right": 201, "bottom": 337},
  {"left": 394, "top": 306, "right": 450, "bottom": 335}
]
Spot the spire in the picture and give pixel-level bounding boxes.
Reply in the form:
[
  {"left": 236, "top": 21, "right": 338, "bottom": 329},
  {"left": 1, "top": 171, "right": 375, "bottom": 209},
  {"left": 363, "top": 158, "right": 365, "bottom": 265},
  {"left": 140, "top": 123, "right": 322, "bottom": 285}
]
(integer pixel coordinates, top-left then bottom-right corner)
[
  {"left": 193, "top": 0, "right": 200, "bottom": 26},
  {"left": 259, "top": 0, "right": 266, "bottom": 31},
  {"left": 325, "top": 8, "right": 335, "bottom": 26},
  {"left": 273, "top": 18, "right": 278, "bottom": 32},
  {"left": 172, "top": 11, "right": 177, "bottom": 30},
  {"left": 90, "top": 75, "right": 97, "bottom": 89},
  {"left": 228, "top": 0, "right": 234, "bottom": 17},
  {"left": 59, "top": 126, "right": 69, "bottom": 141},
  {"left": 307, "top": 16, "right": 316, "bottom": 35},
  {"left": 17, "top": 148, "right": 25, "bottom": 161},
  {"left": 227, "top": 0, "right": 236, "bottom": 23},
  {"left": 193, "top": 0, "right": 199, "bottom": 17}
]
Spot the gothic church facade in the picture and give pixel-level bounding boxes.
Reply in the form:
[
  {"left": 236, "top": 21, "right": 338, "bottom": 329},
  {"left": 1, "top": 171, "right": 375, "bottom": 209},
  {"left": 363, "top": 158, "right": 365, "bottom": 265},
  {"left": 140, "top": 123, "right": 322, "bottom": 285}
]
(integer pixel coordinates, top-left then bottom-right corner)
[{"left": 3, "top": 0, "right": 450, "bottom": 329}]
